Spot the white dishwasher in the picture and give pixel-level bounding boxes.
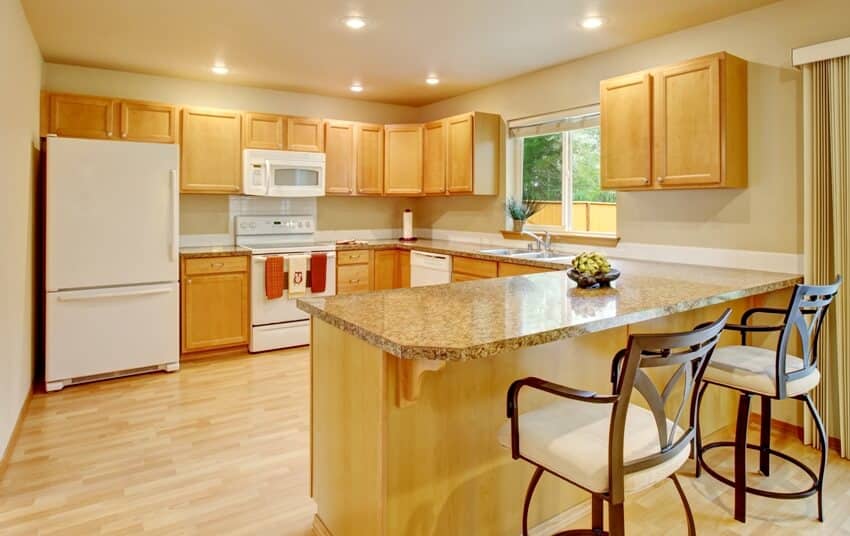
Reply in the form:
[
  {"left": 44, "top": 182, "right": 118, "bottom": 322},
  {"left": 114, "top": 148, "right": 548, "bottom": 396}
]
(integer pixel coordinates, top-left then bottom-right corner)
[{"left": 410, "top": 250, "right": 452, "bottom": 287}]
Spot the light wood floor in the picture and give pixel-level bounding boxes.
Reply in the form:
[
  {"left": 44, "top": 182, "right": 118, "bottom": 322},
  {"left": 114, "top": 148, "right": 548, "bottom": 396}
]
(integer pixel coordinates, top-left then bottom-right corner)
[{"left": 2, "top": 349, "right": 850, "bottom": 535}]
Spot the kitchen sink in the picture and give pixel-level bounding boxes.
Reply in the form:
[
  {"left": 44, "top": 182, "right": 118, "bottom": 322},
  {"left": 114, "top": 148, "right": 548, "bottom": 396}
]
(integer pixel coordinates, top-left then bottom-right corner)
[{"left": 478, "top": 248, "right": 530, "bottom": 256}]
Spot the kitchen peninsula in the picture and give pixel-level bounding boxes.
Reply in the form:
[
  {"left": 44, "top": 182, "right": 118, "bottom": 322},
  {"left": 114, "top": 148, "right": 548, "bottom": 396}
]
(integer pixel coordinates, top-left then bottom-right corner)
[{"left": 297, "top": 257, "right": 801, "bottom": 536}]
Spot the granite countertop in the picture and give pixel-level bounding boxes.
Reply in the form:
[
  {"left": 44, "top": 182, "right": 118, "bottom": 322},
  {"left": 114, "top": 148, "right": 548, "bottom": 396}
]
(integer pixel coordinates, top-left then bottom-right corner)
[
  {"left": 179, "top": 246, "right": 251, "bottom": 258},
  {"left": 297, "top": 259, "right": 801, "bottom": 361},
  {"left": 336, "top": 239, "right": 572, "bottom": 269}
]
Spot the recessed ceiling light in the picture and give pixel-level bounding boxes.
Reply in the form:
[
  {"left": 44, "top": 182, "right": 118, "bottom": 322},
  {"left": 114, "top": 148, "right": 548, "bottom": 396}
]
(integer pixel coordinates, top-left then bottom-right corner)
[
  {"left": 580, "top": 16, "right": 606, "bottom": 29},
  {"left": 343, "top": 16, "right": 366, "bottom": 30},
  {"left": 425, "top": 76, "right": 440, "bottom": 86},
  {"left": 350, "top": 83, "right": 364, "bottom": 93},
  {"left": 211, "top": 64, "right": 229, "bottom": 75}
]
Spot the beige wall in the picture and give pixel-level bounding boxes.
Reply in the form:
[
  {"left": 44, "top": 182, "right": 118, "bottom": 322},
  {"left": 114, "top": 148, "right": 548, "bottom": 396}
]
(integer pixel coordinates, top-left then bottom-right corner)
[
  {"left": 416, "top": 0, "right": 850, "bottom": 254},
  {"left": 43, "top": 63, "right": 420, "bottom": 234},
  {"left": 0, "top": 0, "right": 42, "bottom": 456}
]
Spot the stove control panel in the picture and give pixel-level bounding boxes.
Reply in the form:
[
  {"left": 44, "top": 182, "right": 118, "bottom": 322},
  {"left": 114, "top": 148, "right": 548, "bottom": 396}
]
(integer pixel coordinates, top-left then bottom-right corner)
[{"left": 235, "top": 215, "right": 315, "bottom": 236}]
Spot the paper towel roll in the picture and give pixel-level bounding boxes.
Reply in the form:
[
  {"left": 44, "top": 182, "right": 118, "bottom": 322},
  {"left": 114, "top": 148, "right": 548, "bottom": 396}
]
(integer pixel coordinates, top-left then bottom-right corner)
[{"left": 402, "top": 209, "right": 414, "bottom": 239}]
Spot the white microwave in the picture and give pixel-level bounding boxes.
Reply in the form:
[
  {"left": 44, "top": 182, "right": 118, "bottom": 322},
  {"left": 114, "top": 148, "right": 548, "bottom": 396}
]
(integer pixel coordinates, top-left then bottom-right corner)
[{"left": 243, "top": 149, "right": 326, "bottom": 197}]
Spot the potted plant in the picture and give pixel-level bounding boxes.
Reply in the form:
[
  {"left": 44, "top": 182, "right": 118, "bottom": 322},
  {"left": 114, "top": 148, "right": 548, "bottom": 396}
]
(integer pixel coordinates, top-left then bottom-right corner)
[{"left": 505, "top": 197, "right": 541, "bottom": 232}]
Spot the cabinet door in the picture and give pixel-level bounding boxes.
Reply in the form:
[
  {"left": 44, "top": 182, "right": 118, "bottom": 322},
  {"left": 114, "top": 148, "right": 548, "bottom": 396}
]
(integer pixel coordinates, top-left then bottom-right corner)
[
  {"left": 384, "top": 124, "right": 423, "bottom": 195},
  {"left": 287, "top": 117, "right": 324, "bottom": 152},
  {"left": 654, "top": 56, "right": 721, "bottom": 187},
  {"left": 182, "top": 272, "right": 248, "bottom": 352},
  {"left": 423, "top": 120, "right": 446, "bottom": 194},
  {"left": 181, "top": 108, "right": 242, "bottom": 193},
  {"left": 397, "top": 250, "right": 410, "bottom": 288},
  {"left": 243, "top": 112, "right": 284, "bottom": 149},
  {"left": 446, "top": 113, "right": 474, "bottom": 193},
  {"left": 372, "top": 250, "right": 399, "bottom": 290},
  {"left": 119, "top": 101, "right": 178, "bottom": 143},
  {"left": 356, "top": 123, "right": 384, "bottom": 195},
  {"left": 48, "top": 94, "right": 116, "bottom": 139},
  {"left": 600, "top": 73, "right": 652, "bottom": 189},
  {"left": 325, "top": 120, "right": 355, "bottom": 194}
]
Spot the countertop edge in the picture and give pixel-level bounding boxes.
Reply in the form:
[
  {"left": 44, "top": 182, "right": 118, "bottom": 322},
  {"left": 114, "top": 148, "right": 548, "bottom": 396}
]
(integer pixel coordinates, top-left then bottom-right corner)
[{"left": 298, "top": 274, "right": 801, "bottom": 361}]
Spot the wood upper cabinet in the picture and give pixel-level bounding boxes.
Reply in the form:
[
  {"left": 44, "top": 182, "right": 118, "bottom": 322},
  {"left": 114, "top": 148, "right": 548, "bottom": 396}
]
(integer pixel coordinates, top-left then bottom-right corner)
[
  {"left": 600, "top": 51, "right": 747, "bottom": 191},
  {"left": 384, "top": 124, "right": 423, "bottom": 195},
  {"left": 600, "top": 73, "right": 653, "bottom": 190},
  {"left": 654, "top": 53, "right": 747, "bottom": 188},
  {"left": 119, "top": 100, "right": 178, "bottom": 143},
  {"left": 287, "top": 117, "right": 324, "bottom": 152},
  {"left": 181, "top": 108, "right": 242, "bottom": 193},
  {"left": 324, "top": 120, "right": 356, "bottom": 194},
  {"left": 356, "top": 123, "right": 384, "bottom": 195},
  {"left": 181, "top": 256, "right": 249, "bottom": 353},
  {"left": 243, "top": 112, "right": 284, "bottom": 149},
  {"left": 446, "top": 113, "right": 475, "bottom": 193},
  {"left": 48, "top": 94, "right": 117, "bottom": 139},
  {"left": 423, "top": 120, "right": 447, "bottom": 194}
]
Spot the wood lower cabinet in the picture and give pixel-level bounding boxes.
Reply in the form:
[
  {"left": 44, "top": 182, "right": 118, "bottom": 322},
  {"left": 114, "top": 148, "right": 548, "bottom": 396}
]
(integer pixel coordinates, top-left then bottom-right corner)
[
  {"left": 452, "top": 256, "right": 497, "bottom": 279},
  {"left": 372, "top": 250, "right": 399, "bottom": 290},
  {"left": 325, "top": 120, "right": 356, "bottom": 194},
  {"left": 181, "top": 107, "right": 242, "bottom": 193},
  {"left": 337, "top": 250, "right": 371, "bottom": 295},
  {"left": 243, "top": 112, "right": 284, "bottom": 150},
  {"left": 181, "top": 256, "right": 249, "bottom": 353},
  {"left": 600, "top": 51, "right": 747, "bottom": 191},
  {"left": 384, "top": 124, "right": 423, "bottom": 195},
  {"left": 497, "top": 262, "right": 552, "bottom": 277},
  {"left": 287, "top": 117, "right": 324, "bottom": 152},
  {"left": 47, "top": 93, "right": 117, "bottom": 139},
  {"left": 398, "top": 250, "right": 410, "bottom": 288},
  {"left": 119, "top": 100, "right": 178, "bottom": 143},
  {"left": 356, "top": 123, "right": 384, "bottom": 195}
]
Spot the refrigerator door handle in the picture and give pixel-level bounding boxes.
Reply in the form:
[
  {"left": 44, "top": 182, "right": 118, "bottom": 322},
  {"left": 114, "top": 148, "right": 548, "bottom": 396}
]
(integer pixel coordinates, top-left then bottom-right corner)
[
  {"left": 57, "top": 286, "right": 174, "bottom": 302},
  {"left": 170, "top": 170, "right": 179, "bottom": 261}
]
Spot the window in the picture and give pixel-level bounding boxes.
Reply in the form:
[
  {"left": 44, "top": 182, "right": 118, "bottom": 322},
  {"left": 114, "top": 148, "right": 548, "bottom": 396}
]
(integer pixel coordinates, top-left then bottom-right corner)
[{"left": 511, "top": 108, "right": 615, "bottom": 234}]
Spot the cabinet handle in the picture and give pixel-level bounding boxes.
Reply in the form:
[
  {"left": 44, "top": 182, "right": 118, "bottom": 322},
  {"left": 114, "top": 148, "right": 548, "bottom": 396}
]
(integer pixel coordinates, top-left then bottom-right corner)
[
  {"left": 643, "top": 178, "right": 650, "bottom": 185},
  {"left": 349, "top": 279, "right": 360, "bottom": 283},
  {"left": 657, "top": 177, "right": 664, "bottom": 184},
  {"left": 211, "top": 262, "right": 224, "bottom": 269},
  {"left": 348, "top": 254, "right": 360, "bottom": 259},
  {"left": 186, "top": 279, "right": 192, "bottom": 284}
]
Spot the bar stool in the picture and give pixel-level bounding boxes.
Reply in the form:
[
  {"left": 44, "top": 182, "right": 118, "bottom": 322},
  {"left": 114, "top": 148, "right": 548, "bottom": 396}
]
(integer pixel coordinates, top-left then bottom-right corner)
[
  {"left": 500, "top": 310, "right": 731, "bottom": 536},
  {"left": 695, "top": 277, "right": 842, "bottom": 523}
]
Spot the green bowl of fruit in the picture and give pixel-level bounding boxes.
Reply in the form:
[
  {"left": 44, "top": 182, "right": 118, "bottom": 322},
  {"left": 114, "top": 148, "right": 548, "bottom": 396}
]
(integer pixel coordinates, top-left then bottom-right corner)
[{"left": 567, "top": 252, "right": 620, "bottom": 289}]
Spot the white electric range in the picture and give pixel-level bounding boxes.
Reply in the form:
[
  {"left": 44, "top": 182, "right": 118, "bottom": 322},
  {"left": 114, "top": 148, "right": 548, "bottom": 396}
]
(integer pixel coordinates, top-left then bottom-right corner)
[{"left": 235, "top": 215, "right": 337, "bottom": 352}]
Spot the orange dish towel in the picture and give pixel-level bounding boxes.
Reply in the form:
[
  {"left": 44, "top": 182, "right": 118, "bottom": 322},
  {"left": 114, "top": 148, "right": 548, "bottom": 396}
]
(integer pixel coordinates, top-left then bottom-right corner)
[{"left": 265, "top": 256, "right": 284, "bottom": 299}]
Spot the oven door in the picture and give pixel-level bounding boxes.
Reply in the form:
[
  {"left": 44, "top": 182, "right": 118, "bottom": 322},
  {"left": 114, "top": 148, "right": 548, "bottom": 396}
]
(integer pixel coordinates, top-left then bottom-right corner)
[
  {"left": 265, "top": 161, "right": 326, "bottom": 197},
  {"left": 250, "top": 252, "right": 337, "bottom": 326}
]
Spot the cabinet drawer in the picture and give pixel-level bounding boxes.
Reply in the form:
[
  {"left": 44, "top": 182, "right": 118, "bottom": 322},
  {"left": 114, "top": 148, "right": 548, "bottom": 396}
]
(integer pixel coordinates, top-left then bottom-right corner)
[
  {"left": 337, "top": 264, "right": 370, "bottom": 294},
  {"left": 184, "top": 256, "right": 247, "bottom": 276},
  {"left": 453, "top": 256, "right": 497, "bottom": 278},
  {"left": 338, "top": 250, "right": 370, "bottom": 265}
]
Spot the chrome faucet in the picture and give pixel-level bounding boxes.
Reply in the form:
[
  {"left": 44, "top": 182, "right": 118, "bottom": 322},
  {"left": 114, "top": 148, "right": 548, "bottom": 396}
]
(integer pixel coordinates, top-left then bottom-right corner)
[{"left": 522, "top": 230, "right": 552, "bottom": 253}]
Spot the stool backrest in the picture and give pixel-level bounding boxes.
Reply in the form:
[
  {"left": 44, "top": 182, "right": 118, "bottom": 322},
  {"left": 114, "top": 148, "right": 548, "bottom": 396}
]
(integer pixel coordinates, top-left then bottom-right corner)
[
  {"left": 775, "top": 276, "right": 842, "bottom": 398},
  {"left": 608, "top": 309, "right": 730, "bottom": 502}
]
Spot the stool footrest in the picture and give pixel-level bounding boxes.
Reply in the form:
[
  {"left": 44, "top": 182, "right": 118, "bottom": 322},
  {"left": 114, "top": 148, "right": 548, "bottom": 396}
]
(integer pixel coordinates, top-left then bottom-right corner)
[
  {"left": 553, "top": 530, "right": 609, "bottom": 536},
  {"left": 699, "top": 440, "right": 819, "bottom": 500}
]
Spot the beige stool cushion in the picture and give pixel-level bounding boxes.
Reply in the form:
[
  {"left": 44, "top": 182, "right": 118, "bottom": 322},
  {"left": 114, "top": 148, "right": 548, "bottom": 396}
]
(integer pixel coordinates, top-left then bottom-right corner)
[
  {"left": 704, "top": 345, "right": 820, "bottom": 397},
  {"left": 498, "top": 398, "right": 689, "bottom": 494}
]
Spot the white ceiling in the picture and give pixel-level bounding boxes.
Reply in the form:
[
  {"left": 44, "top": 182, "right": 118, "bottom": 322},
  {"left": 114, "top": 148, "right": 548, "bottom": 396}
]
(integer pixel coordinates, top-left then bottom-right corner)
[{"left": 22, "top": 0, "right": 776, "bottom": 106}]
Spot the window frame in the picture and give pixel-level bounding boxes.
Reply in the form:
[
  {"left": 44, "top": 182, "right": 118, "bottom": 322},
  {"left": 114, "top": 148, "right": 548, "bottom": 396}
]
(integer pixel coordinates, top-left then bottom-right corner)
[{"left": 508, "top": 104, "right": 611, "bottom": 235}]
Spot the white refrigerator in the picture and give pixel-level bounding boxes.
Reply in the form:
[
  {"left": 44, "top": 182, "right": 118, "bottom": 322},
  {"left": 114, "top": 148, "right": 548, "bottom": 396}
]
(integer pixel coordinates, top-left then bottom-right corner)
[{"left": 45, "top": 137, "right": 181, "bottom": 391}]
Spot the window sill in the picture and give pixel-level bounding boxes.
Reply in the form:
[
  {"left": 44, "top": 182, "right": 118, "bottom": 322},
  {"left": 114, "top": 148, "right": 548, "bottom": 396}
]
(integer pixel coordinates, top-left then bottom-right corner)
[{"left": 500, "top": 230, "right": 621, "bottom": 248}]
